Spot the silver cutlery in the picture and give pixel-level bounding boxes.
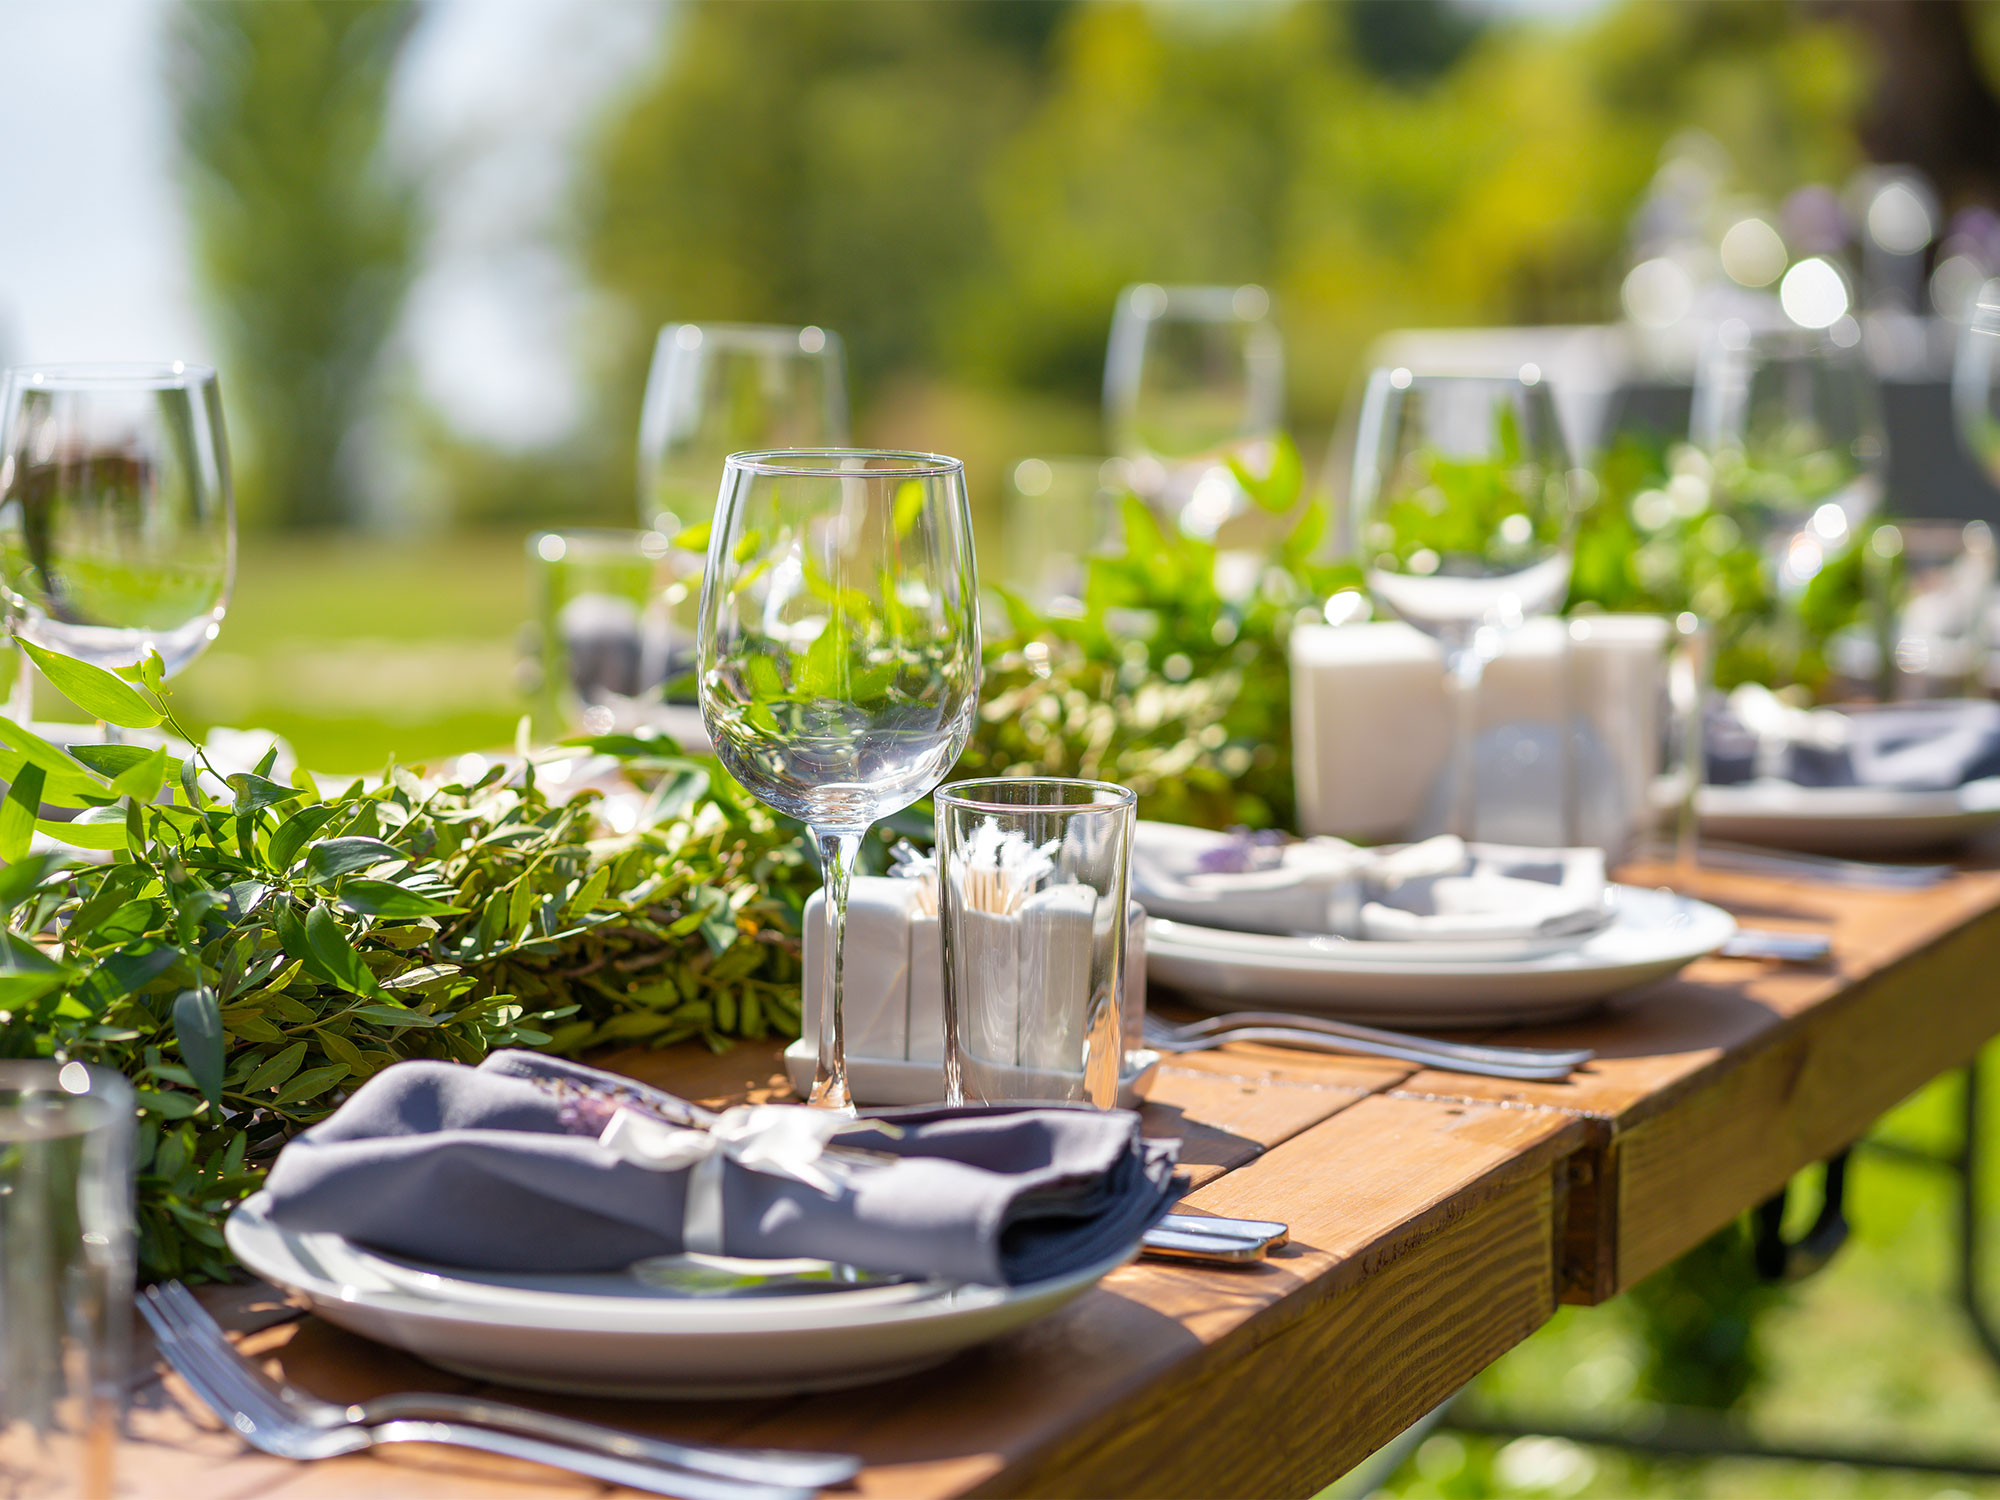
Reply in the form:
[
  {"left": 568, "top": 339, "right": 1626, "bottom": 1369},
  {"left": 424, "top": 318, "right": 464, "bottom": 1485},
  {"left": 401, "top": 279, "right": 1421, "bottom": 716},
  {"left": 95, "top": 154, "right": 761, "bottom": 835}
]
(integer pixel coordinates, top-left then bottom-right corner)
[
  {"left": 1720, "top": 928, "right": 1834, "bottom": 962},
  {"left": 1639, "top": 838, "right": 1953, "bottom": 890},
  {"left": 1141, "top": 1012, "right": 1585, "bottom": 1081},
  {"left": 140, "top": 1283, "right": 856, "bottom": 1497},
  {"left": 1141, "top": 1214, "right": 1291, "bottom": 1265}
]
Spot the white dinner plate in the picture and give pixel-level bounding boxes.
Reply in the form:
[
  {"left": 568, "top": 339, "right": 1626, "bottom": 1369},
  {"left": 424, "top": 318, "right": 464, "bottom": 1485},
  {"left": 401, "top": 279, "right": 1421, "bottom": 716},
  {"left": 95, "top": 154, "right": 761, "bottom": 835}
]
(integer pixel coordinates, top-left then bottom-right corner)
[
  {"left": 1696, "top": 777, "right": 2000, "bottom": 855},
  {"left": 1141, "top": 883, "right": 1735, "bottom": 1027},
  {"left": 225, "top": 1193, "right": 1133, "bottom": 1398}
]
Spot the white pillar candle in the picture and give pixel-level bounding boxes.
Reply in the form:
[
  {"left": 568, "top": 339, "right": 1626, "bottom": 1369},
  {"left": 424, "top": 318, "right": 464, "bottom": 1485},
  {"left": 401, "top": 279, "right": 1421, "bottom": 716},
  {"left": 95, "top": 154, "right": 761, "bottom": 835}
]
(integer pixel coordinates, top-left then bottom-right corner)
[
  {"left": 1290, "top": 622, "right": 1450, "bottom": 841},
  {"left": 1565, "top": 613, "right": 1671, "bottom": 855}
]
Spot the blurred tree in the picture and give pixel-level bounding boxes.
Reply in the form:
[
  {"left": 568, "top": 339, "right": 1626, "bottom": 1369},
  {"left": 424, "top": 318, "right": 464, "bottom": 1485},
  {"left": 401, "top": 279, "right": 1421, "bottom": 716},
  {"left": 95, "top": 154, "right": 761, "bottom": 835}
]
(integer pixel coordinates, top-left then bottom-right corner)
[
  {"left": 169, "top": 0, "right": 417, "bottom": 529},
  {"left": 579, "top": 0, "right": 1873, "bottom": 501}
]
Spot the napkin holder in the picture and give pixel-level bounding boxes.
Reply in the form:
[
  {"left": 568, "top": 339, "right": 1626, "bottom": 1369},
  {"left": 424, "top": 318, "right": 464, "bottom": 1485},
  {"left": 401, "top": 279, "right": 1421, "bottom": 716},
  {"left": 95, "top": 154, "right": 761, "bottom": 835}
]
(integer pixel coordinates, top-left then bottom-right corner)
[{"left": 793, "top": 878, "right": 1156, "bottom": 1107}]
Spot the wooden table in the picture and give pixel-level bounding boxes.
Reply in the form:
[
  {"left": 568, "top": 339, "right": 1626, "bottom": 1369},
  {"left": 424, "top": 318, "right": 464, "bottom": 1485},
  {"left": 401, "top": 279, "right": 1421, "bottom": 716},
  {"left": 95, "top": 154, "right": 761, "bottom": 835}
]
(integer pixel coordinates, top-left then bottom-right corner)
[{"left": 121, "top": 864, "right": 2000, "bottom": 1499}]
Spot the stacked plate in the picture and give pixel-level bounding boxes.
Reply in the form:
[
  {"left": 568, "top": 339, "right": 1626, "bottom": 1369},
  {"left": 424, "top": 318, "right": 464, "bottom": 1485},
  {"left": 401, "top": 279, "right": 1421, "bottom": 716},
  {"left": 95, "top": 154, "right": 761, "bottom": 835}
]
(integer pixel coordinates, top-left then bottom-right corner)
[
  {"left": 1696, "top": 778, "right": 2000, "bottom": 855},
  {"left": 226, "top": 1194, "right": 1133, "bottom": 1398},
  {"left": 1136, "top": 824, "right": 1736, "bottom": 1028}
]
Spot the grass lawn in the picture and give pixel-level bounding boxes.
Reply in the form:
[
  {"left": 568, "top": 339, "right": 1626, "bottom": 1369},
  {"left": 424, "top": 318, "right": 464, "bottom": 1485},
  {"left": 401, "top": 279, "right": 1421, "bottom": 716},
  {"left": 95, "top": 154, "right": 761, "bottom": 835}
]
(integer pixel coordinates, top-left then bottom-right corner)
[{"left": 155, "top": 527, "right": 535, "bottom": 773}]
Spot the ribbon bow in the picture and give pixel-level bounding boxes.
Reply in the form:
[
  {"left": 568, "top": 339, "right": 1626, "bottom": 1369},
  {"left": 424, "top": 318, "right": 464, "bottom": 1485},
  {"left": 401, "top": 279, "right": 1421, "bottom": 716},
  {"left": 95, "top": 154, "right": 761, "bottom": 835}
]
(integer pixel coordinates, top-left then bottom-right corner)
[{"left": 596, "top": 1104, "right": 849, "bottom": 1256}]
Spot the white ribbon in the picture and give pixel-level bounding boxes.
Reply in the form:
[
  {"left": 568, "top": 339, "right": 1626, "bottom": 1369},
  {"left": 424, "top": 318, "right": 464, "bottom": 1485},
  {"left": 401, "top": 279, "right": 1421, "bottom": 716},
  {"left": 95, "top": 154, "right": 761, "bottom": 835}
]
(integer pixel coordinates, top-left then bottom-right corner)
[{"left": 596, "top": 1105, "right": 848, "bottom": 1256}]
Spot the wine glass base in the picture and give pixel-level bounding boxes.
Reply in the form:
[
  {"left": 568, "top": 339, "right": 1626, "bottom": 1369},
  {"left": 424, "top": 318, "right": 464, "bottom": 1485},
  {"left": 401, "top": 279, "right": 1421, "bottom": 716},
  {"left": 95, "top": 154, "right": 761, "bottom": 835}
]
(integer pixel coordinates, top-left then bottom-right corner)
[{"left": 805, "top": 1074, "right": 856, "bottom": 1114}]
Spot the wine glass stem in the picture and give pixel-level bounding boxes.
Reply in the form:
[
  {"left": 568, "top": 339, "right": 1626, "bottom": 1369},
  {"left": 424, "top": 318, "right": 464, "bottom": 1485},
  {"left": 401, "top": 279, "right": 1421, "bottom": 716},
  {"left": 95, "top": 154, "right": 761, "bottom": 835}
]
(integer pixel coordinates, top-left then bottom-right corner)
[
  {"left": 1443, "top": 638, "right": 1486, "bottom": 842},
  {"left": 810, "top": 827, "right": 864, "bottom": 1112}
]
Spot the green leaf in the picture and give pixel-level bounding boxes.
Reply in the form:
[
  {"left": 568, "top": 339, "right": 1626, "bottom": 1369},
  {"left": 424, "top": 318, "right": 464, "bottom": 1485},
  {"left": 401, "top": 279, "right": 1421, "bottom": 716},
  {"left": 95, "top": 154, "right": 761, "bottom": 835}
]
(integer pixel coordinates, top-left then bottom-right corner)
[
  {"left": 37, "top": 805, "right": 128, "bottom": 851},
  {"left": 305, "top": 904, "right": 381, "bottom": 996},
  {"left": 0, "top": 850, "right": 65, "bottom": 912},
  {"left": 673, "top": 520, "right": 712, "bottom": 552},
  {"left": 0, "top": 717, "right": 106, "bottom": 789},
  {"left": 20, "top": 642, "right": 163, "bottom": 728},
  {"left": 242, "top": 1040, "right": 307, "bottom": 1093},
  {"left": 228, "top": 772, "right": 305, "bottom": 814},
  {"left": 891, "top": 477, "right": 926, "bottom": 537},
  {"left": 179, "top": 751, "right": 208, "bottom": 811},
  {"left": 171, "top": 987, "right": 224, "bottom": 1109},
  {"left": 795, "top": 615, "right": 851, "bottom": 699},
  {"left": 0, "top": 765, "right": 45, "bottom": 864},
  {"left": 273, "top": 1064, "right": 350, "bottom": 1107},
  {"left": 337, "top": 880, "right": 465, "bottom": 918},
  {"left": 110, "top": 747, "right": 170, "bottom": 803},
  {"left": 304, "top": 836, "right": 403, "bottom": 882},
  {"left": 351, "top": 1003, "right": 441, "bottom": 1028},
  {"left": 269, "top": 804, "right": 340, "bottom": 870},
  {"left": 1227, "top": 433, "right": 1304, "bottom": 515}
]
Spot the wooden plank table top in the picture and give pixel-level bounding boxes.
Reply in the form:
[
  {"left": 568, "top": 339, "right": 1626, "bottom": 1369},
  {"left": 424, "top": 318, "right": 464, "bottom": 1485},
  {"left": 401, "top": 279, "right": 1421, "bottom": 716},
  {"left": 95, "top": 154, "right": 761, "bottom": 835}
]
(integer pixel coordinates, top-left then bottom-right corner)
[{"left": 117, "top": 865, "right": 2000, "bottom": 1500}]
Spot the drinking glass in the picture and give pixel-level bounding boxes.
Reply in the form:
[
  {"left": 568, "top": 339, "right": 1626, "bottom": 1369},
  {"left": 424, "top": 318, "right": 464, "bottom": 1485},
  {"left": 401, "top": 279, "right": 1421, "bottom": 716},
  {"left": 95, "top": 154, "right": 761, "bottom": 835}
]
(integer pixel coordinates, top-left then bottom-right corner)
[
  {"left": 697, "top": 450, "right": 980, "bottom": 1110},
  {"left": 1001, "top": 457, "right": 1125, "bottom": 613},
  {"left": 638, "top": 324, "right": 848, "bottom": 539},
  {"left": 1691, "top": 323, "right": 1886, "bottom": 594},
  {"left": 1103, "top": 284, "right": 1282, "bottom": 534},
  {"left": 0, "top": 1061, "right": 134, "bottom": 1500},
  {"left": 638, "top": 326, "right": 849, "bottom": 678},
  {"left": 1952, "top": 283, "right": 2000, "bottom": 487},
  {"left": 528, "top": 528, "right": 688, "bottom": 733},
  {"left": 935, "top": 778, "right": 1135, "bottom": 1109},
  {"left": 0, "top": 364, "right": 235, "bottom": 687},
  {"left": 1346, "top": 366, "right": 1576, "bottom": 840}
]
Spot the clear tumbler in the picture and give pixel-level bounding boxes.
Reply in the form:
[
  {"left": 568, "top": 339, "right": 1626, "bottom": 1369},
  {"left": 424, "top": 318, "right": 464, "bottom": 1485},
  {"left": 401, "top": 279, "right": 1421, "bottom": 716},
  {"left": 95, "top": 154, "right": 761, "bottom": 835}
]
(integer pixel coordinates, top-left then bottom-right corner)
[
  {"left": 936, "top": 778, "right": 1137, "bottom": 1108},
  {"left": 0, "top": 1062, "right": 133, "bottom": 1500}
]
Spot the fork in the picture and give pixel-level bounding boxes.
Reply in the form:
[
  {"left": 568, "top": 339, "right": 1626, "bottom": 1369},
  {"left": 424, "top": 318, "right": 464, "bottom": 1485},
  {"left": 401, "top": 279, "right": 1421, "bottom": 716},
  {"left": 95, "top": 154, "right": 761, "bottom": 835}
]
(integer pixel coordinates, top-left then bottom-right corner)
[
  {"left": 147, "top": 1283, "right": 856, "bottom": 1488},
  {"left": 1142, "top": 1012, "right": 1587, "bottom": 1081},
  {"left": 139, "top": 1285, "right": 843, "bottom": 1500}
]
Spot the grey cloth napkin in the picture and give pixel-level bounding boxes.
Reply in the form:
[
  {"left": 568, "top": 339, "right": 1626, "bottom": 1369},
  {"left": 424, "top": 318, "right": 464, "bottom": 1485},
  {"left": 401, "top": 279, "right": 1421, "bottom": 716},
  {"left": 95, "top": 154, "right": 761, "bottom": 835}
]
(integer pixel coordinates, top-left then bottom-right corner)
[
  {"left": 1706, "top": 697, "right": 2000, "bottom": 791},
  {"left": 261, "top": 1051, "right": 1179, "bottom": 1288}
]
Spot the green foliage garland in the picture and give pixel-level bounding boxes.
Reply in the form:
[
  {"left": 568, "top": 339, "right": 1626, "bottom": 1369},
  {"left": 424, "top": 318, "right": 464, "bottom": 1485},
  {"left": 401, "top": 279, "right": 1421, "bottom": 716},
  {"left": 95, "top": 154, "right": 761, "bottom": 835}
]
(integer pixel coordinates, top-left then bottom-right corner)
[{"left": 0, "top": 653, "right": 812, "bottom": 1281}]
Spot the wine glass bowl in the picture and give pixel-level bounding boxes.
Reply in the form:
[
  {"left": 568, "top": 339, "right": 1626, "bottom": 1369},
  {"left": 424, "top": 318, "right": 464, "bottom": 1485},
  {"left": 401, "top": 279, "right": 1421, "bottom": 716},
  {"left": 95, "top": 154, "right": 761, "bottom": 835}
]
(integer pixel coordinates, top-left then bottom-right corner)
[
  {"left": 1692, "top": 323, "right": 1885, "bottom": 592},
  {"left": 638, "top": 324, "right": 848, "bottom": 539},
  {"left": 0, "top": 363, "right": 235, "bottom": 678},
  {"left": 1347, "top": 365, "right": 1576, "bottom": 838},
  {"left": 1353, "top": 366, "right": 1575, "bottom": 634},
  {"left": 697, "top": 449, "right": 980, "bottom": 1108}
]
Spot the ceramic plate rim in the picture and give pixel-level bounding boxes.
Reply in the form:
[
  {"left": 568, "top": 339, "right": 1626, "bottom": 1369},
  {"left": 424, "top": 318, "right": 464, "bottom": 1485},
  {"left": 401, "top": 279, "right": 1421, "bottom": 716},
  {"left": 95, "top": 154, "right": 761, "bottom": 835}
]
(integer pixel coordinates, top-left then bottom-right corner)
[
  {"left": 1144, "top": 884, "right": 1733, "bottom": 978},
  {"left": 225, "top": 1193, "right": 1133, "bottom": 1338}
]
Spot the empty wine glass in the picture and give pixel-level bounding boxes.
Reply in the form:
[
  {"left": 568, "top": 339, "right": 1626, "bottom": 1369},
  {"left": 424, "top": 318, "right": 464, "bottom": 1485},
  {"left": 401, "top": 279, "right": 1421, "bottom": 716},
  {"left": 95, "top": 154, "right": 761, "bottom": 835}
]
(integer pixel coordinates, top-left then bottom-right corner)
[
  {"left": 697, "top": 450, "right": 980, "bottom": 1110},
  {"left": 1692, "top": 322, "right": 1886, "bottom": 593},
  {"left": 1103, "top": 284, "right": 1282, "bottom": 536},
  {"left": 638, "top": 324, "right": 849, "bottom": 538},
  {"left": 1346, "top": 366, "right": 1576, "bottom": 839},
  {"left": 1952, "top": 282, "right": 2000, "bottom": 487},
  {"left": 0, "top": 364, "right": 235, "bottom": 698}
]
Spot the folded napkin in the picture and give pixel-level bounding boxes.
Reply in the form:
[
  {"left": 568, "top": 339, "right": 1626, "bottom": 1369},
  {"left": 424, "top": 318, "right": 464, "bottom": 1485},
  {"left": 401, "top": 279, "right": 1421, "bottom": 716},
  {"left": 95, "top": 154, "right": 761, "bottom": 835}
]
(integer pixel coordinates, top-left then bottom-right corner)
[
  {"left": 1130, "top": 821, "right": 1607, "bottom": 942},
  {"left": 262, "top": 1051, "right": 1179, "bottom": 1288},
  {"left": 1706, "top": 686, "right": 2000, "bottom": 791}
]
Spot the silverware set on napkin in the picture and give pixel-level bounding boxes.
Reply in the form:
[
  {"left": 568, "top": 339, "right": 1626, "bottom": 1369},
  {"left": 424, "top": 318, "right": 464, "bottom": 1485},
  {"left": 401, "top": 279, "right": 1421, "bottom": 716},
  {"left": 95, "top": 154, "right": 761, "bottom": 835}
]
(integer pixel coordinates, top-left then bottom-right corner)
[{"left": 139, "top": 1283, "right": 860, "bottom": 1500}]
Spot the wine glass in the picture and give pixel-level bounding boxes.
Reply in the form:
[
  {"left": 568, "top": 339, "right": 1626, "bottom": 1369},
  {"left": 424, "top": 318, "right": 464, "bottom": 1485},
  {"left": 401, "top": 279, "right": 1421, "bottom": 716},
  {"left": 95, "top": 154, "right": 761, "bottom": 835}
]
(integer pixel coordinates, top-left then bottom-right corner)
[
  {"left": 1692, "top": 322, "right": 1886, "bottom": 593},
  {"left": 1103, "top": 284, "right": 1282, "bottom": 536},
  {"left": 1952, "top": 281, "right": 2000, "bottom": 488},
  {"left": 1346, "top": 366, "right": 1576, "bottom": 839},
  {"left": 638, "top": 324, "right": 849, "bottom": 538},
  {"left": 0, "top": 364, "right": 235, "bottom": 719},
  {"left": 697, "top": 450, "right": 980, "bottom": 1110}
]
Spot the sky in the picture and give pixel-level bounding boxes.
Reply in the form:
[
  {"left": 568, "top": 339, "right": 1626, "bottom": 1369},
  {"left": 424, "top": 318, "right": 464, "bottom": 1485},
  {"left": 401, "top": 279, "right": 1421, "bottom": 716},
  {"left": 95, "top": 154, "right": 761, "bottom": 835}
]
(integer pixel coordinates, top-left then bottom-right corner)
[{"left": 0, "top": 0, "right": 665, "bottom": 450}]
